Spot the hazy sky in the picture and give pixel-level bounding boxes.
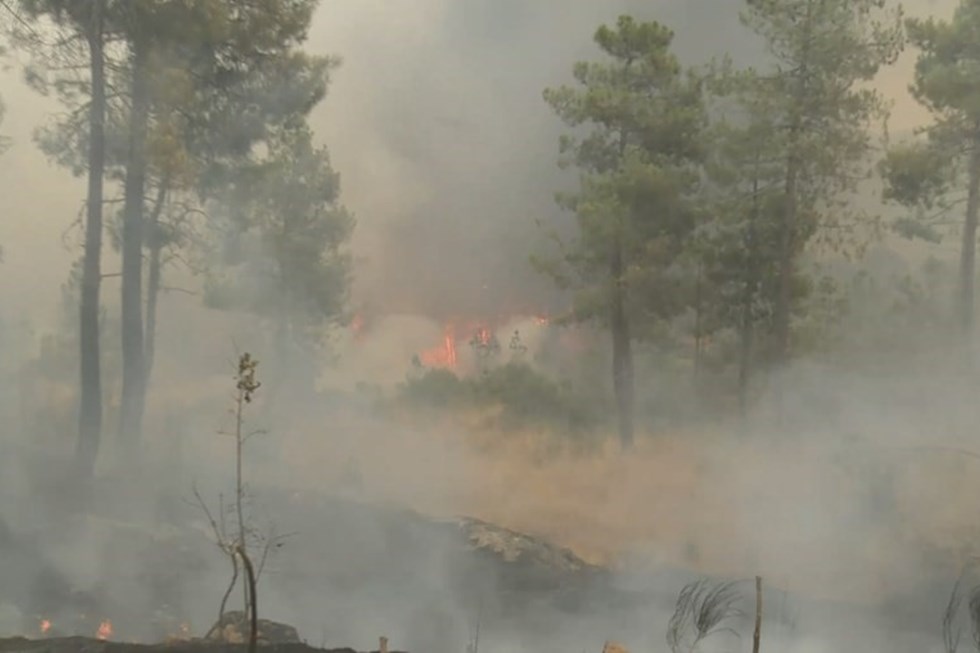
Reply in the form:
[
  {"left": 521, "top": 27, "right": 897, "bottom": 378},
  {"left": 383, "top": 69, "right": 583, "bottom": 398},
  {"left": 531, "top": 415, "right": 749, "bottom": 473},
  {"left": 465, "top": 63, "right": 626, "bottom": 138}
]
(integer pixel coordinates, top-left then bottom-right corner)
[{"left": 0, "top": 0, "right": 956, "bottom": 330}]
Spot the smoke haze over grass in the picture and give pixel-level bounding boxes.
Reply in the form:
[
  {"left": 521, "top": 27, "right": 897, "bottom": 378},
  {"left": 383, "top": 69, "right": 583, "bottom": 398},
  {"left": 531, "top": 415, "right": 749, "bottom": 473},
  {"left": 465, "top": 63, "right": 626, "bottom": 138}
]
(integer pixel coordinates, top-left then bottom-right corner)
[{"left": 1, "top": 2, "right": 979, "bottom": 653}]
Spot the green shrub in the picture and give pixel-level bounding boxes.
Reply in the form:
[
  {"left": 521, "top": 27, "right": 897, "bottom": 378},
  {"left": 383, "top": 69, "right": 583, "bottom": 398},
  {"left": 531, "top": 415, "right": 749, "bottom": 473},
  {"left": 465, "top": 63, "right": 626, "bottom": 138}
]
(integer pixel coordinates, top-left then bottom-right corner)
[
  {"left": 401, "top": 368, "right": 469, "bottom": 405},
  {"left": 400, "top": 362, "right": 601, "bottom": 434}
]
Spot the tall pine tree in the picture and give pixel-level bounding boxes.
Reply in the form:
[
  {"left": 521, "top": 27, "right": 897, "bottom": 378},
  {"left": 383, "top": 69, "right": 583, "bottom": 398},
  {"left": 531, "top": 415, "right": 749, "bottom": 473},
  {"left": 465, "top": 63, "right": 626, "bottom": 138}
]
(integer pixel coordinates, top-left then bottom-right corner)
[{"left": 541, "top": 16, "right": 705, "bottom": 447}]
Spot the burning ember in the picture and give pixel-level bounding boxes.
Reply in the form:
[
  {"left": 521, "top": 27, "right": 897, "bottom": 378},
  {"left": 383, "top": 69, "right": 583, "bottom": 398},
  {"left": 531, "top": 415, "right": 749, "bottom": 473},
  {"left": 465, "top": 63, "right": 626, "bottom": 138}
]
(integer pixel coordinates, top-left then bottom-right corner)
[
  {"left": 166, "top": 622, "right": 192, "bottom": 642},
  {"left": 39, "top": 618, "right": 51, "bottom": 635},
  {"left": 96, "top": 619, "right": 113, "bottom": 641}
]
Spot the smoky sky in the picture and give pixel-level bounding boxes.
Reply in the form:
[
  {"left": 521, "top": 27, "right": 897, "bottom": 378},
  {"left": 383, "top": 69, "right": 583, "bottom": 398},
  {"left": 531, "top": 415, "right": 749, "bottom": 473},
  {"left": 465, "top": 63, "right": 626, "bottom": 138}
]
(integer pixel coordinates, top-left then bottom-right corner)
[
  {"left": 303, "top": 0, "right": 759, "bottom": 323},
  {"left": 0, "top": 0, "right": 954, "bottom": 327},
  {"left": 305, "top": 0, "right": 936, "bottom": 325}
]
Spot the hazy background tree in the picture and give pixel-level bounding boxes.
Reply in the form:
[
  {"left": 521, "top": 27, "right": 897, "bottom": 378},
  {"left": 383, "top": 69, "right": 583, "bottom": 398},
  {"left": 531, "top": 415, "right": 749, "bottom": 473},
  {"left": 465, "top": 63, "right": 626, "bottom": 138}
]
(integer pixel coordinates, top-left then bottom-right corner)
[
  {"left": 203, "top": 123, "right": 353, "bottom": 415},
  {"left": 14, "top": 0, "right": 335, "bottom": 469},
  {"left": 12, "top": 0, "right": 109, "bottom": 481},
  {"left": 697, "top": 66, "right": 787, "bottom": 414},
  {"left": 881, "top": 0, "right": 980, "bottom": 334},
  {"left": 540, "top": 15, "right": 705, "bottom": 447},
  {"left": 0, "top": 93, "right": 10, "bottom": 261},
  {"left": 110, "top": 0, "right": 325, "bottom": 450},
  {"left": 738, "top": 0, "right": 903, "bottom": 364}
]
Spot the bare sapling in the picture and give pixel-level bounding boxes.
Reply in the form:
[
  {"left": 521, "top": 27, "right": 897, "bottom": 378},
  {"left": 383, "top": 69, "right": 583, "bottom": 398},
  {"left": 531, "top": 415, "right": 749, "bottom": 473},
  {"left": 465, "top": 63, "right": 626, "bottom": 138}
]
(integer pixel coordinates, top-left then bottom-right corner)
[
  {"left": 192, "top": 352, "right": 289, "bottom": 646},
  {"left": 752, "top": 576, "right": 762, "bottom": 653}
]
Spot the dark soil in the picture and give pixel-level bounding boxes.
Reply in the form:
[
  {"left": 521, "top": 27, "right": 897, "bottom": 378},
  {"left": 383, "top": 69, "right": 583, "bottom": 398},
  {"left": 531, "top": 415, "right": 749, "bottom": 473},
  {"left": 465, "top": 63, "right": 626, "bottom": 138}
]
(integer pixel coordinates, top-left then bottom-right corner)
[{"left": 0, "top": 638, "right": 404, "bottom": 653}]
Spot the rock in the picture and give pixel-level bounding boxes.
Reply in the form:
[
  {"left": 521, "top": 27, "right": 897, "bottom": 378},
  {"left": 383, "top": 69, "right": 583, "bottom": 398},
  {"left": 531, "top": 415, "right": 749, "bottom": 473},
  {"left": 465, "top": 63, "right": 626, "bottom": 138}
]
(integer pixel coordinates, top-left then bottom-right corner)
[
  {"left": 457, "top": 517, "right": 599, "bottom": 576},
  {"left": 205, "top": 611, "right": 301, "bottom": 645}
]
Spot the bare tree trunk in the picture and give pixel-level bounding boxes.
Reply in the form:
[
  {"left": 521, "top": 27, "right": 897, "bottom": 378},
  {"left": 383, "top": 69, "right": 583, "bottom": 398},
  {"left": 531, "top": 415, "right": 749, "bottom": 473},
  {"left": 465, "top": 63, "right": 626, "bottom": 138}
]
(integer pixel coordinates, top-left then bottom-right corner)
[
  {"left": 752, "top": 576, "right": 763, "bottom": 653},
  {"left": 958, "top": 137, "right": 980, "bottom": 335},
  {"left": 610, "top": 240, "right": 635, "bottom": 449},
  {"left": 693, "top": 260, "right": 704, "bottom": 379},
  {"left": 118, "top": 37, "right": 150, "bottom": 450},
  {"left": 143, "top": 180, "right": 169, "bottom": 391},
  {"left": 75, "top": 0, "right": 106, "bottom": 479},
  {"left": 738, "top": 163, "right": 762, "bottom": 418},
  {"left": 737, "top": 289, "right": 755, "bottom": 416},
  {"left": 773, "top": 157, "right": 799, "bottom": 365},
  {"left": 772, "top": 0, "right": 816, "bottom": 367}
]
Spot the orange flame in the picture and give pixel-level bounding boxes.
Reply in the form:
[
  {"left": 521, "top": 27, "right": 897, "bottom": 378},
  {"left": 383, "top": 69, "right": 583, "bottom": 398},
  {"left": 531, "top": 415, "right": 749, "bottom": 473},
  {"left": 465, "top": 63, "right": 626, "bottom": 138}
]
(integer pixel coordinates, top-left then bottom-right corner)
[
  {"left": 472, "top": 327, "right": 492, "bottom": 346},
  {"left": 96, "top": 619, "right": 112, "bottom": 641},
  {"left": 420, "top": 324, "right": 457, "bottom": 369},
  {"left": 166, "top": 622, "right": 192, "bottom": 642},
  {"left": 39, "top": 619, "right": 51, "bottom": 635},
  {"left": 350, "top": 313, "right": 366, "bottom": 339}
]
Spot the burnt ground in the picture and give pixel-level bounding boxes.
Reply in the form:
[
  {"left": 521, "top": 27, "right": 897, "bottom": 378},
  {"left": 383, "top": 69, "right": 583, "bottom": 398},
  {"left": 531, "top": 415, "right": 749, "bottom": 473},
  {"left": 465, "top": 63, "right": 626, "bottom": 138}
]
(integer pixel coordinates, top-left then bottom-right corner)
[
  {"left": 0, "top": 468, "right": 958, "bottom": 653},
  {"left": 0, "top": 639, "right": 402, "bottom": 653}
]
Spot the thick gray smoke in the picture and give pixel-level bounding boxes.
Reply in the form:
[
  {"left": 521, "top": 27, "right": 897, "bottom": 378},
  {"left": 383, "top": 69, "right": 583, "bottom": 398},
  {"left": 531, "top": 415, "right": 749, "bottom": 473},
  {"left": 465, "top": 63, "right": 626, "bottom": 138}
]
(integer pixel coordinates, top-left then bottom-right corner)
[
  {"left": 0, "top": 2, "right": 976, "bottom": 653},
  {"left": 305, "top": 0, "right": 755, "bottom": 321}
]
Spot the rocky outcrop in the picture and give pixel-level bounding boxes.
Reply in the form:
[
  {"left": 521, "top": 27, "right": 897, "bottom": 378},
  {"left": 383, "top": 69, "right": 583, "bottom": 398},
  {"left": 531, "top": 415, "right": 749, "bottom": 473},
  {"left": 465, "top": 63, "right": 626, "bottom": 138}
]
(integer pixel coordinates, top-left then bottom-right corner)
[{"left": 205, "top": 612, "right": 300, "bottom": 645}]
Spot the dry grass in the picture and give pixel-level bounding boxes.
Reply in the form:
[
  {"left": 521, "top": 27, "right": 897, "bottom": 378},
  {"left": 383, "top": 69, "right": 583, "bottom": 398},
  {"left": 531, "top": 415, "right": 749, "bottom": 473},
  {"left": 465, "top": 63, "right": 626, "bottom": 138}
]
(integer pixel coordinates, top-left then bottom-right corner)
[{"left": 250, "top": 405, "right": 980, "bottom": 609}]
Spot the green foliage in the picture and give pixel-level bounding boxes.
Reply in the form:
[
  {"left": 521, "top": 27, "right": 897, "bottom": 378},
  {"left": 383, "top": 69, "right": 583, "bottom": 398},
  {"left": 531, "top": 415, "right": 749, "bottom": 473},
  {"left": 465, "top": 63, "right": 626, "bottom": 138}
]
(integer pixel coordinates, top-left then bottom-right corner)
[
  {"left": 695, "top": 64, "right": 790, "bottom": 350},
  {"left": 879, "top": 139, "right": 962, "bottom": 244},
  {"left": 880, "top": 141, "right": 952, "bottom": 210},
  {"left": 791, "top": 272, "right": 850, "bottom": 354},
  {"left": 539, "top": 15, "right": 705, "bottom": 332},
  {"left": 400, "top": 368, "right": 469, "bottom": 405},
  {"left": 737, "top": 0, "right": 902, "bottom": 241},
  {"left": 881, "top": 2, "right": 980, "bottom": 255},
  {"left": 399, "top": 363, "right": 601, "bottom": 434},
  {"left": 694, "top": 0, "right": 902, "bottom": 369},
  {"left": 203, "top": 124, "right": 353, "bottom": 330},
  {"left": 907, "top": 0, "right": 980, "bottom": 119}
]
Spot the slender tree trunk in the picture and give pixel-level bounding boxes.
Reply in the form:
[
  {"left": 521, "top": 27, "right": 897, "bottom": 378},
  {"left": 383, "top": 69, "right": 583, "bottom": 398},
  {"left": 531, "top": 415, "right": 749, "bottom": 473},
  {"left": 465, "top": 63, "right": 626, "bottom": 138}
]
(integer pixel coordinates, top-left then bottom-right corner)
[
  {"left": 958, "top": 138, "right": 980, "bottom": 334},
  {"left": 772, "top": 0, "right": 816, "bottom": 366},
  {"left": 693, "top": 260, "right": 703, "bottom": 379},
  {"left": 610, "top": 240, "right": 635, "bottom": 449},
  {"left": 75, "top": 0, "right": 106, "bottom": 479},
  {"left": 118, "top": 37, "right": 151, "bottom": 449},
  {"left": 738, "top": 282, "right": 756, "bottom": 417},
  {"left": 738, "top": 160, "right": 762, "bottom": 418},
  {"left": 144, "top": 180, "right": 169, "bottom": 392},
  {"left": 773, "top": 155, "right": 799, "bottom": 364}
]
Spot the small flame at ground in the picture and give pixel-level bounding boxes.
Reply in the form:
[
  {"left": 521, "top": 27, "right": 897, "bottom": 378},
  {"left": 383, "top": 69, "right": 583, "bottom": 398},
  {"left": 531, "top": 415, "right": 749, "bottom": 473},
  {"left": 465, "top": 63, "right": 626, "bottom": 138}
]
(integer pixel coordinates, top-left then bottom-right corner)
[
  {"left": 39, "top": 619, "right": 51, "bottom": 635},
  {"left": 166, "top": 622, "right": 192, "bottom": 642},
  {"left": 350, "top": 313, "right": 366, "bottom": 339},
  {"left": 96, "top": 619, "right": 112, "bottom": 641},
  {"left": 418, "top": 315, "right": 550, "bottom": 370}
]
